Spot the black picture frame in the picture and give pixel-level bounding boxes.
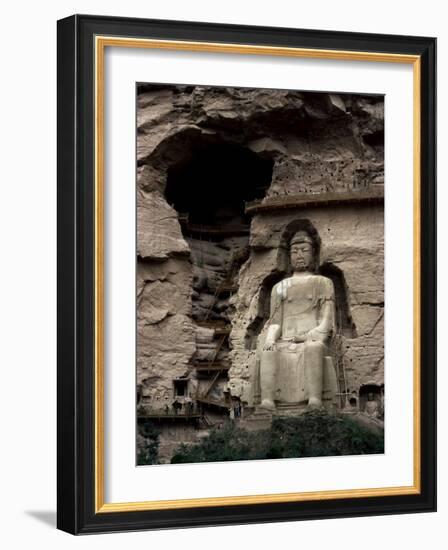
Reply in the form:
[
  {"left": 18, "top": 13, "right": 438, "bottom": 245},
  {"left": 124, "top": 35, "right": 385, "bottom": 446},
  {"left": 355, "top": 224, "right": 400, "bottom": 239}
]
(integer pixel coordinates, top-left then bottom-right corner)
[{"left": 57, "top": 14, "right": 436, "bottom": 535}]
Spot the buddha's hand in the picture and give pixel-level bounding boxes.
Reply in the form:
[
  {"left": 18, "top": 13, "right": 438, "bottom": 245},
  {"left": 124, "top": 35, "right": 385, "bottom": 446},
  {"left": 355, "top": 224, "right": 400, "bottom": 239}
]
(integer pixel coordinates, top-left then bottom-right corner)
[{"left": 263, "top": 340, "right": 276, "bottom": 351}]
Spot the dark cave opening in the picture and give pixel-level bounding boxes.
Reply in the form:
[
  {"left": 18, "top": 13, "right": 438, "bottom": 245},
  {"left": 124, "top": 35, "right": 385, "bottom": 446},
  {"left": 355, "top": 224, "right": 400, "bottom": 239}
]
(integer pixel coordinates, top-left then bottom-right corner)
[
  {"left": 165, "top": 142, "right": 273, "bottom": 408},
  {"left": 363, "top": 129, "right": 384, "bottom": 148},
  {"left": 165, "top": 143, "right": 273, "bottom": 226}
]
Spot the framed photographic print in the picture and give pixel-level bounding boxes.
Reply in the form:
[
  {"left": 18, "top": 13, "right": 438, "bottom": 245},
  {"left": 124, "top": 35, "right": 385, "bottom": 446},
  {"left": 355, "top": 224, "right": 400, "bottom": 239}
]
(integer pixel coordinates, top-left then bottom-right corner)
[{"left": 57, "top": 14, "right": 436, "bottom": 534}]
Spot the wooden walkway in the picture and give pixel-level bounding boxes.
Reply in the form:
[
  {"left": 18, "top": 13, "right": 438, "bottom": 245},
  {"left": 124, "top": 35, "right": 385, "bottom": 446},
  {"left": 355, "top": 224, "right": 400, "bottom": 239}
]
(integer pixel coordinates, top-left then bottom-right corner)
[
  {"left": 245, "top": 189, "right": 384, "bottom": 215},
  {"left": 190, "top": 362, "right": 230, "bottom": 372},
  {"left": 138, "top": 413, "right": 202, "bottom": 422}
]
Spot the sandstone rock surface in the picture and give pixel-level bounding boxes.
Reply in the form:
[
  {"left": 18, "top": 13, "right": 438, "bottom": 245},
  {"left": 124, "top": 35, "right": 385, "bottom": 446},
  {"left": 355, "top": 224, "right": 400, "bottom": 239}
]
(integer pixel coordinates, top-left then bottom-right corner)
[{"left": 136, "top": 84, "right": 384, "bottom": 463}]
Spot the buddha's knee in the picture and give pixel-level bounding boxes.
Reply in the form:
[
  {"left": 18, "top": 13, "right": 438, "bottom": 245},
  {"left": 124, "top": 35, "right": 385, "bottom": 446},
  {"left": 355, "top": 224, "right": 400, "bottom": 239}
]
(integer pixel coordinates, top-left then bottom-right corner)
[
  {"left": 260, "top": 350, "right": 277, "bottom": 367},
  {"left": 305, "top": 340, "right": 325, "bottom": 352},
  {"left": 260, "top": 349, "right": 277, "bottom": 360}
]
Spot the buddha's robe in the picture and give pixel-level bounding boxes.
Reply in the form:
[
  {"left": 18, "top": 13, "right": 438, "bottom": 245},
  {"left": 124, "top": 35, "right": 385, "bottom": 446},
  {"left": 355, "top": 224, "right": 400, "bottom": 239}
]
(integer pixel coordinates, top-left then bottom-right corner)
[{"left": 257, "top": 274, "right": 338, "bottom": 405}]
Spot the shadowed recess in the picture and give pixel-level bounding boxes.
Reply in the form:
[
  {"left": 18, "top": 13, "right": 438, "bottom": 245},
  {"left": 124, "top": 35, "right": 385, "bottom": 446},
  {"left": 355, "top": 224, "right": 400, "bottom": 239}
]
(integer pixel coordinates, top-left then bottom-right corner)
[{"left": 165, "top": 143, "right": 273, "bottom": 225}]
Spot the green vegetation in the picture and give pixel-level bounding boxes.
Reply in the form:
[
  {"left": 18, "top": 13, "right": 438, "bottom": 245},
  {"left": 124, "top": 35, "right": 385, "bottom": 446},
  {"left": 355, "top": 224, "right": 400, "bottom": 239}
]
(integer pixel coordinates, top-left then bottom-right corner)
[
  {"left": 171, "top": 410, "right": 383, "bottom": 464},
  {"left": 137, "top": 420, "right": 161, "bottom": 465}
]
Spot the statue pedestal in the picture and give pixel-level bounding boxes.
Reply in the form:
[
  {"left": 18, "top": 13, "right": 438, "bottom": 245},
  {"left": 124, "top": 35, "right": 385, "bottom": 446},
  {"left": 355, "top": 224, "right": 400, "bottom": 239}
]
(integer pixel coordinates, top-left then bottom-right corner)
[
  {"left": 240, "top": 398, "right": 340, "bottom": 430},
  {"left": 239, "top": 402, "right": 310, "bottom": 430},
  {"left": 238, "top": 408, "right": 273, "bottom": 431},
  {"left": 273, "top": 401, "right": 308, "bottom": 417}
]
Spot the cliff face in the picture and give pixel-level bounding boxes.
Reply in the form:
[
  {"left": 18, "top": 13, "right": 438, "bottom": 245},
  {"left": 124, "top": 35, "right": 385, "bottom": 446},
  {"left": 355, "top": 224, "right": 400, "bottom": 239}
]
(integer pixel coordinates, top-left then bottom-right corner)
[{"left": 136, "top": 84, "right": 384, "bottom": 461}]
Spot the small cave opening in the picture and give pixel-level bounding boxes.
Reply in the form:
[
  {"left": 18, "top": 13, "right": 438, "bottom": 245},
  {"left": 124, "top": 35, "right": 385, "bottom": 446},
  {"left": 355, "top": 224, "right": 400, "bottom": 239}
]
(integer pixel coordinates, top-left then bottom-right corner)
[
  {"left": 359, "top": 383, "right": 384, "bottom": 418},
  {"left": 166, "top": 142, "right": 273, "bottom": 406},
  {"left": 349, "top": 396, "right": 358, "bottom": 407},
  {"left": 363, "top": 129, "right": 384, "bottom": 148},
  {"left": 173, "top": 379, "right": 189, "bottom": 397}
]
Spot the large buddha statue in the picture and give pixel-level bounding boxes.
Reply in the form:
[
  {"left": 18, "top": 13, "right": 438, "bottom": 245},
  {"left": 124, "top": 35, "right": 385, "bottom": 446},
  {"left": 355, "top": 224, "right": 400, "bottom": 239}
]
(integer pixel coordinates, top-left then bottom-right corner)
[{"left": 257, "top": 230, "right": 338, "bottom": 411}]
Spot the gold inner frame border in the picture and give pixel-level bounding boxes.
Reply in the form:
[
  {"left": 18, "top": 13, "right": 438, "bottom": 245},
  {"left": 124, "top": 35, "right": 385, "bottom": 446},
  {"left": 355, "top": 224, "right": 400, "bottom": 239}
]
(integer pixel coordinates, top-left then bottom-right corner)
[{"left": 94, "top": 35, "right": 421, "bottom": 513}]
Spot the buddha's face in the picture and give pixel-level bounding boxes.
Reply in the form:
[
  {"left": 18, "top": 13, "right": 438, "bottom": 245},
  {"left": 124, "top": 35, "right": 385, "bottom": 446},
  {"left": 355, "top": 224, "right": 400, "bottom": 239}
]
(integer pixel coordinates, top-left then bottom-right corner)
[{"left": 290, "top": 241, "right": 314, "bottom": 272}]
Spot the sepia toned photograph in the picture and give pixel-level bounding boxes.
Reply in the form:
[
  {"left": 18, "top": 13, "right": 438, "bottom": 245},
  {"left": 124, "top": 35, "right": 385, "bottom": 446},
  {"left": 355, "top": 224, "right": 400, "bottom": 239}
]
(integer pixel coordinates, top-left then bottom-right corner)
[
  {"left": 57, "top": 15, "right": 435, "bottom": 534},
  {"left": 136, "top": 83, "right": 385, "bottom": 465}
]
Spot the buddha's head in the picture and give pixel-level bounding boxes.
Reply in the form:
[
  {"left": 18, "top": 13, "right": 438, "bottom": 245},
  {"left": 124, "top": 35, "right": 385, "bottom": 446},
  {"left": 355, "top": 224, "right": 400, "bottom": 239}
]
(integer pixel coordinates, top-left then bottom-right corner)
[{"left": 289, "top": 230, "right": 316, "bottom": 273}]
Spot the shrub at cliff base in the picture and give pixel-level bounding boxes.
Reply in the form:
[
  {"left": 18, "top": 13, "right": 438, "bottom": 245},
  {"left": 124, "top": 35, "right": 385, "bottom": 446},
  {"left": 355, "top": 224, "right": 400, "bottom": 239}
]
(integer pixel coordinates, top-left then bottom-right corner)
[
  {"left": 171, "top": 410, "right": 383, "bottom": 464},
  {"left": 137, "top": 420, "right": 161, "bottom": 465}
]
